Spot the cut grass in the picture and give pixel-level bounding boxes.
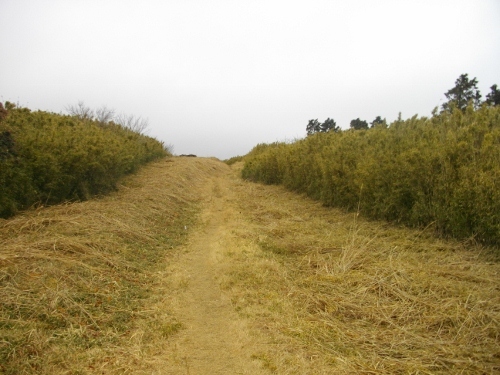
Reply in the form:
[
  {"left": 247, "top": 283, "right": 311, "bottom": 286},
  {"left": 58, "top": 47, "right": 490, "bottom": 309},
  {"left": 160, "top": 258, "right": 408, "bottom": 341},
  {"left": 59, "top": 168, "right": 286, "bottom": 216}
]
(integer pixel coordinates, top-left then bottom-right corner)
[
  {"left": 224, "top": 164, "right": 500, "bottom": 374},
  {"left": 0, "top": 157, "right": 228, "bottom": 374}
]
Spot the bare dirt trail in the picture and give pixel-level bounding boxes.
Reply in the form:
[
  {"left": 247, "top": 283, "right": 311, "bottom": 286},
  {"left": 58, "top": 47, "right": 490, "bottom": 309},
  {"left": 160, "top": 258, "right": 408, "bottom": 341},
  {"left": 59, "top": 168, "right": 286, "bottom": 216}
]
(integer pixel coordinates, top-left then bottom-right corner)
[{"left": 159, "top": 162, "right": 271, "bottom": 374}]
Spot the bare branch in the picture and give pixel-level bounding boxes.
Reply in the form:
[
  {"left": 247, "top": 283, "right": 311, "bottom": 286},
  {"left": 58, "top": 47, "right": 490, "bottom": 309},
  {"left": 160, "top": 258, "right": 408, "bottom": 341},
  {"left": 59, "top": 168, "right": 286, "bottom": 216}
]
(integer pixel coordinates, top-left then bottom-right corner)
[
  {"left": 95, "top": 105, "right": 115, "bottom": 124},
  {"left": 115, "top": 113, "right": 149, "bottom": 134},
  {"left": 66, "top": 101, "right": 94, "bottom": 120}
]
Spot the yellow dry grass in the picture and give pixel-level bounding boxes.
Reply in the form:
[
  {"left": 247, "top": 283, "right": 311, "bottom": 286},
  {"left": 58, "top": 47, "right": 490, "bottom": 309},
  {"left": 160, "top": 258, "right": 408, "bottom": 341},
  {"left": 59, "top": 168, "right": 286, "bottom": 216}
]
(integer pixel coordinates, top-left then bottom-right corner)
[
  {"left": 222, "top": 162, "right": 500, "bottom": 374},
  {"left": 0, "top": 157, "right": 228, "bottom": 374},
  {"left": 1, "top": 157, "right": 499, "bottom": 374}
]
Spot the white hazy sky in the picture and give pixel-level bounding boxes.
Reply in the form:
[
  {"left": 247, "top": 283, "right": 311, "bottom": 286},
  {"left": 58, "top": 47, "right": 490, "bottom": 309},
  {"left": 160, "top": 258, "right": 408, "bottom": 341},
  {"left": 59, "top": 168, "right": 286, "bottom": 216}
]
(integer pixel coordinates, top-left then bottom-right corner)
[{"left": 1, "top": 0, "right": 499, "bottom": 159}]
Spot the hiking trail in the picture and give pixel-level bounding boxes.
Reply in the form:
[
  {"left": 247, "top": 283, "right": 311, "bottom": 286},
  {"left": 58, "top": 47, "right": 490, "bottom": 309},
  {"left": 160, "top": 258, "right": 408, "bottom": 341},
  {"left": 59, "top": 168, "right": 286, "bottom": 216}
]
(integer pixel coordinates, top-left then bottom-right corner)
[{"left": 158, "top": 160, "right": 271, "bottom": 374}]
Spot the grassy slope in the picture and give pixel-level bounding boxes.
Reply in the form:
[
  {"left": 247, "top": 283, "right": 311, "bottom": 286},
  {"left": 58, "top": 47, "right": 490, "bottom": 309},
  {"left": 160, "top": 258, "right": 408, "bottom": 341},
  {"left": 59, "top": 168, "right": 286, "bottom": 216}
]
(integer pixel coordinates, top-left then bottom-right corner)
[
  {"left": 225, "top": 162, "right": 500, "bottom": 374},
  {"left": 0, "top": 157, "right": 227, "bottom": 374},
  {"left": 1, "top": 158, "right": 498, "bottom": 374}
]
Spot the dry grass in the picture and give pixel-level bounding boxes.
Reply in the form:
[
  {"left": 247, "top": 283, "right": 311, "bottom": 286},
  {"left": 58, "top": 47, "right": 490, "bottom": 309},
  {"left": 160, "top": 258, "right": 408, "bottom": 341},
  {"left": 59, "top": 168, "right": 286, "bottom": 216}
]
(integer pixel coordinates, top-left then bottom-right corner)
[
  {"left": 223, "top": 163, "right": 500, "bottom": 374},
  {"left": 0, "top": 157, "right": 228, "bottom": 374},
  {"left": 3, "top": 157, "right": 498, "bottom": 374}
]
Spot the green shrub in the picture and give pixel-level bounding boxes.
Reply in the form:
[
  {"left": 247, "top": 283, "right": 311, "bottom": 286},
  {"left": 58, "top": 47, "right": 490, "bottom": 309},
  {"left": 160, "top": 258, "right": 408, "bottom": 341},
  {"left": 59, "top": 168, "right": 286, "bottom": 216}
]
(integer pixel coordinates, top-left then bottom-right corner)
[
  {"left": 0, "top": 104, "right": 168, "bottom": 217},
  {"left": 224, "top": 155, "right": 244, "bottom": 165},
  {"left": 242, "top": 105, "right": 500, "bottom": 245}
]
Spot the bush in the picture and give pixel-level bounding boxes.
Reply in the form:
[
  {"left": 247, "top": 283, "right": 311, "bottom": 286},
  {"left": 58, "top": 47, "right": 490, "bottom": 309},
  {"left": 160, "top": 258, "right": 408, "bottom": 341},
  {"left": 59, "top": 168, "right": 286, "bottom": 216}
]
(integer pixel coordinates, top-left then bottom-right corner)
[
  {"left": 242, "top": 105, "right": 500, "bottom": 245},
  {"left": 0, "top": 104, "right": 169, "bottom": 217},
  {"left": 224, "top": 155, "right": 243, "bottom": 165}
]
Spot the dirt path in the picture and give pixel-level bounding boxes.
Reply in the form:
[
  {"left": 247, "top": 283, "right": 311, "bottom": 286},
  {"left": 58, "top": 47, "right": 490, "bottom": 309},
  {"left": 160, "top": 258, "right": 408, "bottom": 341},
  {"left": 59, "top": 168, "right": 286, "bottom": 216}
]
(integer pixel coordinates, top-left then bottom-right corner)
[
  {"left": 3, "top": 157, "right": 496, "bottom": 374},
  {"left": 160, "top": 164, "right": 270, "bottom": 374},
  {"left": 156, "top": 158, "right": 500, "bottom": 375}
]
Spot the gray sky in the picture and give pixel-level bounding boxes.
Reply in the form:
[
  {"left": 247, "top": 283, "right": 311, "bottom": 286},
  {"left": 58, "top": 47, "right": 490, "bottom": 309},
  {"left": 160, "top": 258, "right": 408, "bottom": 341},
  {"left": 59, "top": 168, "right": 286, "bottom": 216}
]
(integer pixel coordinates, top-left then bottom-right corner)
[{"left": 1, "top": 0, "right": 499, "bottom": 159}]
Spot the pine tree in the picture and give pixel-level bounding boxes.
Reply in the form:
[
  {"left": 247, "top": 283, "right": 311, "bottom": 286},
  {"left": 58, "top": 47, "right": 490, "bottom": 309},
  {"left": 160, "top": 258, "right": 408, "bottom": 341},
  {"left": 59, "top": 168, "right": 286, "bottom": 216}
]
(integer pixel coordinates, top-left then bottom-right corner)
[
  {"left": 442, "top": 73, "right": 482, "bottom": 112},
  {"left": 486, "top": 84, "right": 500, "bottom": 106}
]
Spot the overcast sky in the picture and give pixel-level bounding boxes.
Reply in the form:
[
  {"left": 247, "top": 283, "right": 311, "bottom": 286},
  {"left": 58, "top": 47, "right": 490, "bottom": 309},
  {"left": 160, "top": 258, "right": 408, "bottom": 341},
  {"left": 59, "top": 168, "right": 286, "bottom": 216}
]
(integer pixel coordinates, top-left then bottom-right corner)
[{"left": 1, "top": 1, "right": 499, "bottom": 159}]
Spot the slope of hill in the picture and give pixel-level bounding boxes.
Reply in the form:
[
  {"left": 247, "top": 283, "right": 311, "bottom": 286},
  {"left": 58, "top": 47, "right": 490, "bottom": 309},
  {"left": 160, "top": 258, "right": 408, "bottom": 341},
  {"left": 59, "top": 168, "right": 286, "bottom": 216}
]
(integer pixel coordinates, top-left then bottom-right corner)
[
  {"left": 0, "top": 157, "right": 226, "bottom": 374},
  {"left": 1, "top": 157, "right": 498, "bottom": 374}
]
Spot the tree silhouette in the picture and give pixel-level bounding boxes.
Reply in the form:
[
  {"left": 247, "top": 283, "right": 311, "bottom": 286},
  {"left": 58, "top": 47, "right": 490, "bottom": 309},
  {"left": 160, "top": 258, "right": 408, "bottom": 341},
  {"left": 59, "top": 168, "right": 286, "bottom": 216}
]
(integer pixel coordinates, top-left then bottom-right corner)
[
  {"left": 306, "top": 118, "right": 338, "bottom": 135},
  {"left": 442, "top": 73, "right": 482, "bottom": 112},
  {"left": 350, "top": 118, "right": 368, "bottom": 130},
  {"left": 370, "top": 116, "right": 386, "bottom": 128},
  {"left": 486, "top": 84, "right": 500, "bottom": 106}
]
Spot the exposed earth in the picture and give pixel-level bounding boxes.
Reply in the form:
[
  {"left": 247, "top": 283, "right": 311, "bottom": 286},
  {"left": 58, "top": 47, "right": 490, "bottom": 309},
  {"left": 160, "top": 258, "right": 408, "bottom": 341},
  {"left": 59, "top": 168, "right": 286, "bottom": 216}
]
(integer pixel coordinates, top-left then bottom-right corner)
[{"left": 158, "top": 160, "right": 271, "bottom": 374}]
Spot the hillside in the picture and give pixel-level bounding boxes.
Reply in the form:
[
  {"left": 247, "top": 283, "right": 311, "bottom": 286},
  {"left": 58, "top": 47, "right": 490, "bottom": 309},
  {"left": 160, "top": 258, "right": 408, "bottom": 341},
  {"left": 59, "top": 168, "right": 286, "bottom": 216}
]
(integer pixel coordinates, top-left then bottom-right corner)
[
  {"left": 242, "top": 105, "right": 500, "bottom": 245},
  {"left": 1, "top": 157, "right": 499, "bottom": 374}
]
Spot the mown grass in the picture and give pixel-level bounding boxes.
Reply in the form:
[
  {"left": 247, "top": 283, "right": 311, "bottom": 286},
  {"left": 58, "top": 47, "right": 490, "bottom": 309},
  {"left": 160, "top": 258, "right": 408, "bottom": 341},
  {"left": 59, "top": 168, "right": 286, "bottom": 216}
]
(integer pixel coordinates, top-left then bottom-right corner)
[
  {"left": 0, "top": 158, "right": 225, "bottom": 374},
  {"left": 223, "top": 168, "right": 500, "bottom": 374}
]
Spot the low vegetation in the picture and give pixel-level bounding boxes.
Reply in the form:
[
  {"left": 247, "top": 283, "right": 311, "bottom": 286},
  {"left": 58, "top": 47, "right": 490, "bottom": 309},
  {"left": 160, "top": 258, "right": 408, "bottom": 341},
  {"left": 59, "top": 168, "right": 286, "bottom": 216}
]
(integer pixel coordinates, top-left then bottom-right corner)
[
  {"left": 242, "top": 104, "right": 500, "bottom": 245},
  {"left": 0, "top": 102, "right": 168, "bottom": 218},
  {"left": 224, "top": 155, "right": 244, "bottom": 165},
  {"left": 224, "top": 170, "right": 500, "bottom": 373},
  {"left": 1, "top": 155, "right": 498, "bottom": 374},
  {"left": 0, "top": 158, "right": 226, "bottom": 374}
]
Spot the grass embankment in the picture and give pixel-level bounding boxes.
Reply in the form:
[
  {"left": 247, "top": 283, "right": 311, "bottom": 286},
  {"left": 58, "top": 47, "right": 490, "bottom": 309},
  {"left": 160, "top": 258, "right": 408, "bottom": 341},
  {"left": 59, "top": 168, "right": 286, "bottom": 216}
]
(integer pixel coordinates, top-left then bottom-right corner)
[
  {"left": 242, "top": 105, "right": 500, "bottom": 245},
  {"left": 224, "top": 167, "right": 500, "bottom": 373},
  {"left": 0, "top": 103, "right": 168, "bottom": 218},
  {"left": 0, "top": 158, "right": 227, "bottom": 374}
]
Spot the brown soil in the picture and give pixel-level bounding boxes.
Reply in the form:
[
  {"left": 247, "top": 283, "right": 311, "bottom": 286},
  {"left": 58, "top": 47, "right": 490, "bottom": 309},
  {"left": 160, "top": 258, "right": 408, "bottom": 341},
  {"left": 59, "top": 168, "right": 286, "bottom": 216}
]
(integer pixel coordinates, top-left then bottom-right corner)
[{"left": 159, "top": 165, "right": 271, "bottom": 374}]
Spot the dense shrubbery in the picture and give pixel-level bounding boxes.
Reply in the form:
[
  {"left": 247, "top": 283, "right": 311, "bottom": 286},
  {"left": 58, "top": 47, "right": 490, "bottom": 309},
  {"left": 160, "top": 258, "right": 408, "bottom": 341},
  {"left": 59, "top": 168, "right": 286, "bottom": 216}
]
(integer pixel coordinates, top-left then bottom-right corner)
[
  {"left": 0, "top": 103, "right": 168, "bottom": 217},
  {"left": 242, "top": 105, "right": 500, "bottom": 245},
  {"left": 223, "top": 155, "right": 244, "bottom": 165}
]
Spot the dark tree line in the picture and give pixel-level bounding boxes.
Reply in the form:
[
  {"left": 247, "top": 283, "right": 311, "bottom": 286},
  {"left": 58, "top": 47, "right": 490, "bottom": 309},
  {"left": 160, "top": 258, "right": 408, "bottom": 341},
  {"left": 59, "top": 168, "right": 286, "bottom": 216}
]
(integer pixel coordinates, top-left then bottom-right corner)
[
  {"left": 349, "top": 116, "right": 387, "bottom": 130},
  {"left": 486, "top": 84, "right": 500, "bottom": 106},
  {"left": 349, "top": 118, "right": 368, "bottom": 130},
  {"left": 442, "top": 73, "right": 500, "bottom": 112},
  {"left": 307, "top": 116, "right": 386, "bottom": 134},
  {"left": 306, "top": 118, "right": 339, "bottom": 135},
  {"left": 306, "top": 73, "right": 499, "bottom": 135}
]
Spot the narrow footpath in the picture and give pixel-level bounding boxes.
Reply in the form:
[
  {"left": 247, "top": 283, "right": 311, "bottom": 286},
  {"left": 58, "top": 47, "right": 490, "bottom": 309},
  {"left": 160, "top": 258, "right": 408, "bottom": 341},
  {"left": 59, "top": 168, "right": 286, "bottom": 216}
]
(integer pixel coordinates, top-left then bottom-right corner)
[{"left": 159, "top": 165, "right": 271, "bottom": 374}]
